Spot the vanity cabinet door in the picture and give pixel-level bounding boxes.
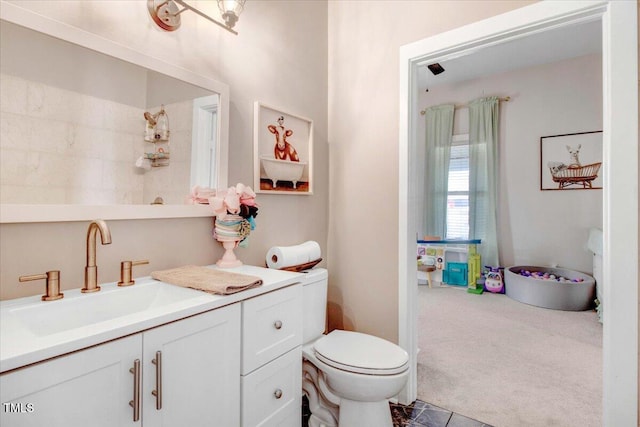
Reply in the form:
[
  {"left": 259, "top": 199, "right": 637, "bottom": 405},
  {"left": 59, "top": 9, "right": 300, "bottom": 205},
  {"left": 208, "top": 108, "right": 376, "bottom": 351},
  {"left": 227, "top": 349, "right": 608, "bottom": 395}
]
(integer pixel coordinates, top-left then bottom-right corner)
[
  {"left": 0, "top": 334, "right": 142, "bottom": 427},
  {"left": 142, "top": 304, "right": 241, "bottom": 427}
]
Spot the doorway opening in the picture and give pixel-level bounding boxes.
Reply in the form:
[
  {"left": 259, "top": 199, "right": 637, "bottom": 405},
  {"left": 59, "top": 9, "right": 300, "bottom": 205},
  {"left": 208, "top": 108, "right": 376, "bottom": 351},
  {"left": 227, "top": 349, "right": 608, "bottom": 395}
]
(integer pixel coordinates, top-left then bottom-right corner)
[{"left": 398, "top": 2, "right": 638, "bottom": 425}]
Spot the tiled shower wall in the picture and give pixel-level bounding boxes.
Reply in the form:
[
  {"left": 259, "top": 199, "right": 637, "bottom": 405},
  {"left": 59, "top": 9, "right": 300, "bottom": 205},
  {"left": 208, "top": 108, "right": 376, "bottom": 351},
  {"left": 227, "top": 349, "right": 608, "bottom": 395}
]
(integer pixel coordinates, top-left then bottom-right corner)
[
  {"left": 0, "top": 73, "right": 144, "bottom": 204},
  {"left": 0, "top": 74, "right": 194, "bottom": 205}
]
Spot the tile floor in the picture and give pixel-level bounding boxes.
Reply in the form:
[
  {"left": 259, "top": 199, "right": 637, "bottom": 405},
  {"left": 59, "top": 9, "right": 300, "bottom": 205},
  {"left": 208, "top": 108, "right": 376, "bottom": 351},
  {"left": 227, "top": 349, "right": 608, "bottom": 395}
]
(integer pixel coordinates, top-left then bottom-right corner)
[
  {"left": 302, "top": 397, "right": 492, "bottom": 427},
  {"left": 390, "top": 400, "right": 492, "bottom": 427}
]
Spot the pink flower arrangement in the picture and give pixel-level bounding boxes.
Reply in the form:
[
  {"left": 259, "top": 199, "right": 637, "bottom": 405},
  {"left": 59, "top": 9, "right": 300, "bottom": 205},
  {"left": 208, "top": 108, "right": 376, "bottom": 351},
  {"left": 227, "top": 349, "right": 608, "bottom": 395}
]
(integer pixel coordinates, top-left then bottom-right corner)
[
  {"left": 187, "top": 184, "right": 259, "bottom": 266},
  {"left": 186, "top": 184, "right": 259, "bottom": 246},
  {"left": 185, "top": 184, "right": 259, "bottom": 248},
  {"left": 208, "top": 183, "right": 258, "bottom": 220},
  {"left": 186, "top": 183, "right": 258, "bottom": 219}
]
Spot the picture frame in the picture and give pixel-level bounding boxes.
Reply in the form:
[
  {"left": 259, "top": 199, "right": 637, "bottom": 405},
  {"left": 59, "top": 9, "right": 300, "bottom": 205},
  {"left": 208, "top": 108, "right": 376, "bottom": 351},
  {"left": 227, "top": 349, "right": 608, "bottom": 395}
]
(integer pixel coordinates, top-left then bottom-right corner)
[
  {"left": 253, "top": 102, "right": 313, "bottom": 195},
  {"left": 540, "top": 130, "right": 603, "bottom": 191}
]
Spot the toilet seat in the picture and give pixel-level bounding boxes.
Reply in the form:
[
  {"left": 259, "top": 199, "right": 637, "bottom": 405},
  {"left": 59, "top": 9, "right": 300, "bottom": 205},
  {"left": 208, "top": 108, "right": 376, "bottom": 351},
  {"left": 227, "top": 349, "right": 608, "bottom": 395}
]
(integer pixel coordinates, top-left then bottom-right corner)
[{"left": 313, "top": 330, "right": 409, "bottom": 375}]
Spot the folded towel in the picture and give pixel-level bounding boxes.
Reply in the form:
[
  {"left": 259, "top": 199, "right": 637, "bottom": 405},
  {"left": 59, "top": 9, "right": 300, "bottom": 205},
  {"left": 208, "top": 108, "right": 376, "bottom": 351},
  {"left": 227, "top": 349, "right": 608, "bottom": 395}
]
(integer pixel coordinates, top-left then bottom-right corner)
[{"left": 151, "top": 265, "right": 262, "bottom": 295}]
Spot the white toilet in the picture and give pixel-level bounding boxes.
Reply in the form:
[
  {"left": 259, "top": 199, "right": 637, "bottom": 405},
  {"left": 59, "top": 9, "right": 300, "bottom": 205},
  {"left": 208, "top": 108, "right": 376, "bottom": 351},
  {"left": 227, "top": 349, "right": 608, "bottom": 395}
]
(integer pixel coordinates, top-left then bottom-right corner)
[{"left": 301, "top": 268, "right": 409, "bottom": 427}]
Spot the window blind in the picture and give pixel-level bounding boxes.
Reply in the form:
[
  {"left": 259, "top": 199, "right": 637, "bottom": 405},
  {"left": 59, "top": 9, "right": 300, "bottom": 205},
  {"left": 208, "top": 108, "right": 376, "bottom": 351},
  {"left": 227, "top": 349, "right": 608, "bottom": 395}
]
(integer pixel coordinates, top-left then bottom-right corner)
[{"left": 446, "top": 143, "right": 469, "bottom": 239}]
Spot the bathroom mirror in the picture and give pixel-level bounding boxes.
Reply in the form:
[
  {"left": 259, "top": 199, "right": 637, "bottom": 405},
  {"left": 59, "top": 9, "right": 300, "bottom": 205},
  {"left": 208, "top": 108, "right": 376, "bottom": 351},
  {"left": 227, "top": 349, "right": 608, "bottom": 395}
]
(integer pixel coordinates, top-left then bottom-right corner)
[{"left": 0, "top": 2, "right": 229, "bottom": 223}]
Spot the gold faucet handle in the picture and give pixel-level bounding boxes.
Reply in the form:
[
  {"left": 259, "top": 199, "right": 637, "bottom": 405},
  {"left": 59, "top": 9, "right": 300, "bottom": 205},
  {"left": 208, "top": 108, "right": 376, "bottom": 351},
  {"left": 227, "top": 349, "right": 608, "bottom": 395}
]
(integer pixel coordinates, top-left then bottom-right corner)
[
  {"left": 19, "top": 270, "right": 64, "bottom": 301},
  {"left": 118, "top": 260, "right": 150, "bottom": 287}
]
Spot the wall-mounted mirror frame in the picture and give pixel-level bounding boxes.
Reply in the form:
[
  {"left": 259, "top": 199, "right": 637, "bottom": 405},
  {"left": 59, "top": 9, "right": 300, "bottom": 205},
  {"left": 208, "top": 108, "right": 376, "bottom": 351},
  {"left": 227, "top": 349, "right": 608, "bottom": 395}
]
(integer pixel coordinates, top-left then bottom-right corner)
[{"left": 0, "top": 1, "right": 229, "bottom": 223}]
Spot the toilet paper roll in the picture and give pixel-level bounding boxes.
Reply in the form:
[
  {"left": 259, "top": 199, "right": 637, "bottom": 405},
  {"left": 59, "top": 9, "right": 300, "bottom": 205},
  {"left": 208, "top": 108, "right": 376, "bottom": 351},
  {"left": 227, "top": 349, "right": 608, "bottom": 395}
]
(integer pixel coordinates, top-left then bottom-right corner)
[{"left": 266, "top": 241, "right": 322, "bottom": 269}]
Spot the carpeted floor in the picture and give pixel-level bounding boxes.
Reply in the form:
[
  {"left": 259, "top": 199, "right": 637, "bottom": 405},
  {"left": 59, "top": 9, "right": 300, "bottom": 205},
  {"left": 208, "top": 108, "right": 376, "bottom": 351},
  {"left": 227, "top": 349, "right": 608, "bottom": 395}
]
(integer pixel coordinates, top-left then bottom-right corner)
[{"left": 416, "top": 285, "right": 602, "bottom": 427}]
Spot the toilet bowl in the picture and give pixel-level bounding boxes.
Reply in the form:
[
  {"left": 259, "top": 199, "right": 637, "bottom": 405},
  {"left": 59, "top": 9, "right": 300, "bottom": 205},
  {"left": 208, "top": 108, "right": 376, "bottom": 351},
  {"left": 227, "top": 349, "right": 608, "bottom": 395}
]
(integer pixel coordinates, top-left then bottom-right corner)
[
  {"left": 303, "top": 331, "right": 409, "bottom": 427},
  {"left": 301, "top": 269, "right": 409, "bottom": 427}
]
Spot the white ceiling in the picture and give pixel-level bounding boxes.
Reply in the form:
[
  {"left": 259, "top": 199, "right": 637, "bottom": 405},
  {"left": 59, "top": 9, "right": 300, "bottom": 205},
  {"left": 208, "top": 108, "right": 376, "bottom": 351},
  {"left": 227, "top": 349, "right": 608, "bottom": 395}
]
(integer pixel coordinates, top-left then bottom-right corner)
[{"left": 417, "top": 19, "right": 602, "bottom": 92}]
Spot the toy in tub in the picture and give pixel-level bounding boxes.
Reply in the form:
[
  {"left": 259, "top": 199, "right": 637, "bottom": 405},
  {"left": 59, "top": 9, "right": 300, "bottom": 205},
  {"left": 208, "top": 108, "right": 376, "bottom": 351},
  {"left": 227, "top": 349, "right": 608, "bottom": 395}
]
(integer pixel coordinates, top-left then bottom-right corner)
[
  {"left": 260, "top": 156, "right": 307, "bottom": 189},
  {"left": 504, "top": 266, "right": 595, "bottom": 311}
]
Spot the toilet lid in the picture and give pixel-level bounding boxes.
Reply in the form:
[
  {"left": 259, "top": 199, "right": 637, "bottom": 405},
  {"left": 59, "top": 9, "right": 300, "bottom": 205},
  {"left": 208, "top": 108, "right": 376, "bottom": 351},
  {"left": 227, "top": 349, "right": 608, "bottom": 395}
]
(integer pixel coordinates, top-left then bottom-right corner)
[{"left": 313, "top": 330, "right": 409, "bottom": 375}]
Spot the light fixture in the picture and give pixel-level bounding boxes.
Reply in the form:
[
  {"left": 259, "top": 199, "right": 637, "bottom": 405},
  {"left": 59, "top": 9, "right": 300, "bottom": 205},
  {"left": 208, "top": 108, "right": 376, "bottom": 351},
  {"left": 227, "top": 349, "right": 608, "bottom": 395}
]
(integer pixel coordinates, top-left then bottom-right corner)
[{"left": 147, "top": 0, "right": 245, "bottom": 35}]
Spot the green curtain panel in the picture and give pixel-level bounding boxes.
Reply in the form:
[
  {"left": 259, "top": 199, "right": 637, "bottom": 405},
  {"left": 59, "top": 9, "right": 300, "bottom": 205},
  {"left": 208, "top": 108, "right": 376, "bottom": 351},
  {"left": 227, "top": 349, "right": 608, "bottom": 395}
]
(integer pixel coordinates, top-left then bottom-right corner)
[
  {"left": 468, "top": 96, "right": 500, "bottom": 266},
  {"left": 424, "top": 104, "right": 454, "bottom": 239}
]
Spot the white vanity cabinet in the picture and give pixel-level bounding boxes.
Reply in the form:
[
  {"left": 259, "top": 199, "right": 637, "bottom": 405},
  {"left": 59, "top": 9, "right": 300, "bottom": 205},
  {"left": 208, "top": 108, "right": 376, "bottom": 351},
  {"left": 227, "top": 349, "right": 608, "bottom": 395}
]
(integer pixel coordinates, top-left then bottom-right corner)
[
  {"left": 141, "top": 304, "right": 241, "bottom": 426},
  {"left": 241, "top": 284, "right": 303, "bottom": 427},
  {"left": 1, "top": 334, "right": 142, "bottom": 427},
  {"left": 0, "top": 266, "right": 305, "bottom": 427},
  {"left": 0, "top": 304, "right": 241, "bottom": 427}
]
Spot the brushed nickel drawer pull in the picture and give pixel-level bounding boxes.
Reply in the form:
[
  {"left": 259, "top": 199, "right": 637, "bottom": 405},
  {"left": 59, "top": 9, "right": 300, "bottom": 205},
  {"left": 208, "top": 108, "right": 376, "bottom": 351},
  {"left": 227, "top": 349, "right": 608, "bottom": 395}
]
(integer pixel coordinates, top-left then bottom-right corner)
[
  {"left": 129, "top": 359, "right": 141, "bottom": 422},
  {"left": 274, "top": 389, "right": 283, "bottom": 399},
  {"left": 274, "top": 320, "right": 283, "bottom": 330},
  {"left": 151, "top": 351, "right": 163, "bottom": 410}
]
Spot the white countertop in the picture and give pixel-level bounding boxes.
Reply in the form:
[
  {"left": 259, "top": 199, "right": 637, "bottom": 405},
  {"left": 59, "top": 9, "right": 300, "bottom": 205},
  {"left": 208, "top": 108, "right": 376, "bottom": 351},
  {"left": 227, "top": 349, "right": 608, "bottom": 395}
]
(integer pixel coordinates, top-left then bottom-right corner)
[{"left": 0, "top": 265, "right": 302, "bottom": 373}]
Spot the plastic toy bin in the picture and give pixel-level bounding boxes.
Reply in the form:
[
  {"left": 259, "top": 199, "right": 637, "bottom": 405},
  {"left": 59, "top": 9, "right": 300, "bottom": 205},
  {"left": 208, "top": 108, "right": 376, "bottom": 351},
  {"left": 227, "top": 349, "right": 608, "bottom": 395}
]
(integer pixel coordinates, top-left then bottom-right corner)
[{"left": 443, "top": 262, "right": 468, "bottom": 286}]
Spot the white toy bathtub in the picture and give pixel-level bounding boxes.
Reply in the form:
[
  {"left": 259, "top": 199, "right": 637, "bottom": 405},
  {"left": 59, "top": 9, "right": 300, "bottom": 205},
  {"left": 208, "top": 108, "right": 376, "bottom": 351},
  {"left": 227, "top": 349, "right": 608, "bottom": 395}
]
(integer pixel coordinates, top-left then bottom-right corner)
[{"left": 260, "top": 156, "right": 307, "bottom": 189}]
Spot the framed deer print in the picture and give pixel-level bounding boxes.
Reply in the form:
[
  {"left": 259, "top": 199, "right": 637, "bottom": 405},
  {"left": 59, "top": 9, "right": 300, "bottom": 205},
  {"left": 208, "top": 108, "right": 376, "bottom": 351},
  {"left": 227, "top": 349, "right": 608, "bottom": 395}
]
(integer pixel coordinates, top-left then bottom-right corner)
[
  {"left": 253, "top": 102, "right": 313, "bottom": 195},
  {"left": 540, "top": 130, "right": 603, "bottom": 191}
]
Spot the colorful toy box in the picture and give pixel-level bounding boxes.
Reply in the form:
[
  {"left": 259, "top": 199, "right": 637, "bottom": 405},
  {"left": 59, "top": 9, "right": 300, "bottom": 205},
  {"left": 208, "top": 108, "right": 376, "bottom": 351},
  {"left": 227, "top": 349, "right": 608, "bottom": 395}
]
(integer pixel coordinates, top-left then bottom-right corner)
[{"left": 443, "top": 262, "right": 468, "bottom": 286}]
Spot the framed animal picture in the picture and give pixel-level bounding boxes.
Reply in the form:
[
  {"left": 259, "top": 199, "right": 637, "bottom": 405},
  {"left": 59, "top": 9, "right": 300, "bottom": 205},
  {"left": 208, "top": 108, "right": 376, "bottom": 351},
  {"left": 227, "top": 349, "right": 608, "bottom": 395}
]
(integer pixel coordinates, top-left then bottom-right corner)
[
  {"left": 253, "top": 102, "right": 313, "bottom": 195},
  {"left": 540, "top": 130, "right": 603, "bottom": 191}
]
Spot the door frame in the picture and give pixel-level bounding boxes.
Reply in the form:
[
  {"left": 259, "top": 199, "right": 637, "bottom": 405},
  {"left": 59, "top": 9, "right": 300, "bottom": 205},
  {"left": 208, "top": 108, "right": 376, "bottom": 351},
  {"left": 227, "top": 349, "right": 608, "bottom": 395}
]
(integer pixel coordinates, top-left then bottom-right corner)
[{"left": 398, "top": 1, "right": 638, "bottom": 424}]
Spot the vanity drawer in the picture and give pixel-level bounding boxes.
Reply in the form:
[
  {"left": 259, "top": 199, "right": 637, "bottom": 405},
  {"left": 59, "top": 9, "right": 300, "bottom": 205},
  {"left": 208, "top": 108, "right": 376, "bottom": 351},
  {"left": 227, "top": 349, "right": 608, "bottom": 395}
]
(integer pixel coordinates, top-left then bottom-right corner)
[
  {"left": 242, "top": 284, "right": 302, "bottom": 374},
  {"left": 241, "top": 346, "right": 302, "bottom": 427}
]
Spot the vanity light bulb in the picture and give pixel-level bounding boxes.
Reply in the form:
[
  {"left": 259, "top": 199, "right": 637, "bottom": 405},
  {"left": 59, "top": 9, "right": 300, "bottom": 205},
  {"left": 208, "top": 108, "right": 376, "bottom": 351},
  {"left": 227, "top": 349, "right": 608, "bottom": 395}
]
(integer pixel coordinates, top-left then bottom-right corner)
[
  {"left": 218, "top": 0, "right": 245, "bottom": 28},
  {"left": 218, "top": 0, "right": 244, "bottom": 15}
]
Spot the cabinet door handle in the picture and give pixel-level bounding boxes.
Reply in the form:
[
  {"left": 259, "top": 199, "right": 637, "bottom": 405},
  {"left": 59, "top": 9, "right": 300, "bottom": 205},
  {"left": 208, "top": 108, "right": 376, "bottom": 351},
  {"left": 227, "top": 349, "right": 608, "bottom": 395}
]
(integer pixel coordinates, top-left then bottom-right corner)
[
  {"left": 274, "top": 389, "right": 283, "bottom": 399},
  {"left": 151, "top": 351, "right": 163, "bottom": 410},
  {"left": 129, "top": 359, "right": 141, "bottom": 422},
  {"left": 274, "top": 320, "right": 283, "bottom": 330}
]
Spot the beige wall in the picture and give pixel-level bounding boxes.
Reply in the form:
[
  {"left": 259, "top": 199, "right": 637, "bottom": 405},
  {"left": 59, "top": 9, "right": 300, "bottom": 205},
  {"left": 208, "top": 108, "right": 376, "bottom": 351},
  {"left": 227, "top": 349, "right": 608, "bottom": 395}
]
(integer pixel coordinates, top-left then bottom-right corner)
[
  {"left": 0, "top": 0, "right": 328, "bottom": 299},
  {"left": 326, "top": 0, "right": 536, "bottom": 342}
]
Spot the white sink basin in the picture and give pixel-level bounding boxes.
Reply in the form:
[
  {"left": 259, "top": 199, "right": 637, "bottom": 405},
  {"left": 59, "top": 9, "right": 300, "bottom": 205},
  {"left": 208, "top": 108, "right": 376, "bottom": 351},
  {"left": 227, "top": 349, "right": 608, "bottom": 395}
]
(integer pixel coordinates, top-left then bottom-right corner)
[
  {"left": 5, "top": 279, "right": 203, "bottom": 337},
  {"left": 1, "top": 264, "right": 303, "bottom": 374}
]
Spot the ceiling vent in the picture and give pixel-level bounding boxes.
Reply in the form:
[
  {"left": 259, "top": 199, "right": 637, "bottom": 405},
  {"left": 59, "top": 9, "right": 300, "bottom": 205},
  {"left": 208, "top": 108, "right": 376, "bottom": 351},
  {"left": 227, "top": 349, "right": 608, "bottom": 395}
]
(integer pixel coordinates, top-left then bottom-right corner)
[{"left": 427, "top": 63, "right": 445, "bottom": 75}]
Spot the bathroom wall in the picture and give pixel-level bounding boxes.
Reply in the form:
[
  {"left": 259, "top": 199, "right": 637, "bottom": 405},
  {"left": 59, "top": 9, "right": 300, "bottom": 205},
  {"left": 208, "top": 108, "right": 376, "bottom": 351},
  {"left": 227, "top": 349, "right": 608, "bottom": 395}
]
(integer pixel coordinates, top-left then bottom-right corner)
[
  {"left": 326, "top": 0, "right": 536, "bottom": 342},
  {"left": 0, "top": 20, "right": 215, "bottom": 205},
  {"left": 0, "top": 73, "right": 146, "bottom": 204},
  {"left": 0, "top": 0, "right": 328, "bottom": 300},
  {"left": 416, "top": 53, "right": 603, "bottom": 274},
  {"left": 0, "top": 20, "right": 147, "bottom": 109}
]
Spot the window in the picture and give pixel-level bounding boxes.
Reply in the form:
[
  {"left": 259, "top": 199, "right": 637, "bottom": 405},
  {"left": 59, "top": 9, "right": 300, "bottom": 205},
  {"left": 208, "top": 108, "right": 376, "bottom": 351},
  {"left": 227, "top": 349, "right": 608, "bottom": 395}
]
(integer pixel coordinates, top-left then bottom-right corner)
[
  {"left": 191, "top": 95, "right": 219, "bottom": 188},
  {"left": 446, "top": 135, "right": 469, "bottom": 239}
]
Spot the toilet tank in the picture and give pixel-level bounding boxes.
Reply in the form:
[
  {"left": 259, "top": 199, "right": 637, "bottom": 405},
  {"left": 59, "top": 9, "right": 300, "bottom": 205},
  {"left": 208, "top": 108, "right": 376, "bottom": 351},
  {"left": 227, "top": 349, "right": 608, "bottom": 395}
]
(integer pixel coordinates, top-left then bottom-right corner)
[{"left": 301, "top": 268, "right": 328, "bottom": 344}]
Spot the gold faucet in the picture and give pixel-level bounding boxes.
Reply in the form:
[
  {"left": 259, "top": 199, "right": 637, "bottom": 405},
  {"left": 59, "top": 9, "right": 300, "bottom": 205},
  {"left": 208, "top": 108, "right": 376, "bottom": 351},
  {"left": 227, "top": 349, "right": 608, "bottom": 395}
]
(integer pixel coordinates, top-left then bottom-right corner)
[{"left": 82, "top": 219, "right": 112, "bottom": 293}]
